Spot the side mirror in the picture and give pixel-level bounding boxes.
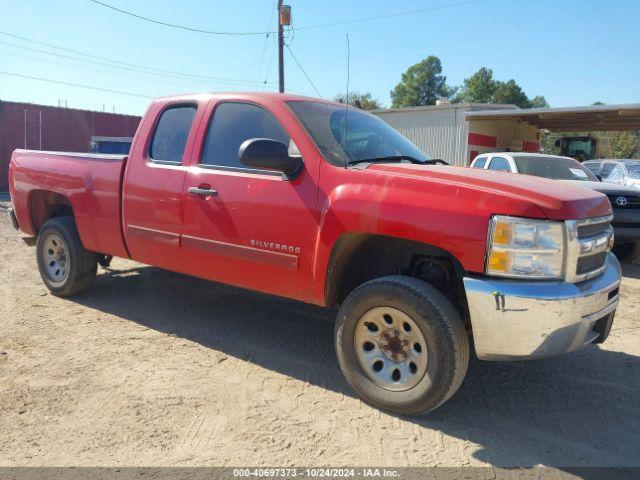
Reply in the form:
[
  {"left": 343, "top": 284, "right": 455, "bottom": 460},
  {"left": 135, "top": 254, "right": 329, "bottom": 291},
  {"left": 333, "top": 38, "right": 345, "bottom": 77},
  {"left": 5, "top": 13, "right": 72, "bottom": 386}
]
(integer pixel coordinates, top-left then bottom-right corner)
[{"left": 238, "top": 138, "right": 302, "bottom": 179}]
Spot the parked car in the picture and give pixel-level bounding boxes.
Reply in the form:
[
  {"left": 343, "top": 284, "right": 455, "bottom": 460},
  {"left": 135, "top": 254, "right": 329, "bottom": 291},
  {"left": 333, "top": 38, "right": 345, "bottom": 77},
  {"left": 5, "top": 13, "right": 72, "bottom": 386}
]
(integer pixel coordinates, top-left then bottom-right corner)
[
  {"left": 8, "top": 93, "right": 621, "bottom": 415},
  {"left": 583, "top": 159, "right": 640, "bottom": 189},
  {"left": 471, "top": 152, "right": 640, "bottom": 259}
]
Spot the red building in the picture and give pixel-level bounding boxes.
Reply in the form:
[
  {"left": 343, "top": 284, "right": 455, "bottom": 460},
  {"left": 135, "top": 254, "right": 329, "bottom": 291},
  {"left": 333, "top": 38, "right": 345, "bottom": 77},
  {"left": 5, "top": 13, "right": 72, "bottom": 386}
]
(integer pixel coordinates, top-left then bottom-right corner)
[{"left": 0, "top": 100, "right": 141, "bottom": 191}]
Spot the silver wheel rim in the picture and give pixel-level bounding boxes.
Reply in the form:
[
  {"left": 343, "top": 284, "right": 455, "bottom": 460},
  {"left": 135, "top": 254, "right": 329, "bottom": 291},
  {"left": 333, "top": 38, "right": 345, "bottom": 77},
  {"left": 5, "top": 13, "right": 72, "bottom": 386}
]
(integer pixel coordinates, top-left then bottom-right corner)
[
  {"left": 42, "top": 233, "right": 70, "bottom": 285},
  {"left": 354, "top": 307, "right": 428, "bottom": 391}
]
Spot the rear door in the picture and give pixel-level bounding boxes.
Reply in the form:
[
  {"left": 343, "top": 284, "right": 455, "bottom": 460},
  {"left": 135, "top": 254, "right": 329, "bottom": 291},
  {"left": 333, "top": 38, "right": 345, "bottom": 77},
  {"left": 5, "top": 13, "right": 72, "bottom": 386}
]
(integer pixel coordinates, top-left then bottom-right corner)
[
  {"left": 122, "top": 100, "right": 205, "bottom": 272},
  {"left": 180, "top": 99, "right": 318, "bottom": 301}
]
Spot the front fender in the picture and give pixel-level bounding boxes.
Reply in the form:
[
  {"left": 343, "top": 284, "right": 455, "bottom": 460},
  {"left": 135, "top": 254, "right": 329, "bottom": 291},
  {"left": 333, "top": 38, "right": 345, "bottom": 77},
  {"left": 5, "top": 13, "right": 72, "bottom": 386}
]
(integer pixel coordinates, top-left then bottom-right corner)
[{"left": 310, "top": 177, "right": 547, "bottom": 305}]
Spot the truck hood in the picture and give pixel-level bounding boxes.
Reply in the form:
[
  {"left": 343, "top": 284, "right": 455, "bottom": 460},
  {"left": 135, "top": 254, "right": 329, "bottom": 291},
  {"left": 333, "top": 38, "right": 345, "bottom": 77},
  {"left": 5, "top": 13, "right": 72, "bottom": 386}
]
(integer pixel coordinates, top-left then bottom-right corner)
[
  {"left": 558, "top": 179, "right": 640, "bottom": 194},
  {"left": 367, "top": 163, "right": 612, "bottom": 220}
]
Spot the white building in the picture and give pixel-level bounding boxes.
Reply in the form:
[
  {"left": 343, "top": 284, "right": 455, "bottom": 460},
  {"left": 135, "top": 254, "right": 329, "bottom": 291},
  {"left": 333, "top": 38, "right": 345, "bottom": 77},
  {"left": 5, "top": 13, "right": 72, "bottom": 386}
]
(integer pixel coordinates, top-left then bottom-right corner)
[
  {"left": 372, "top": 102, "right": 540, "bottom": 166},
  {"left": 373, "top": 102, "right": 640, "bottom": 166}
]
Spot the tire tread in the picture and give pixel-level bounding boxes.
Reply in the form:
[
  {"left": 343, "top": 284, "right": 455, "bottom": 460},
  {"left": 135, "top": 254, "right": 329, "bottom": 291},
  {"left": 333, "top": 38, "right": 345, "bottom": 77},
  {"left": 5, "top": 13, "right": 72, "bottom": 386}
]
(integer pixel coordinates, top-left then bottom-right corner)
[
  {"left": 335, "top": 275, "right": 470, "bottom": 415},
  {"left": 37, "top": 216, "right": 97, "bottom": 296}
]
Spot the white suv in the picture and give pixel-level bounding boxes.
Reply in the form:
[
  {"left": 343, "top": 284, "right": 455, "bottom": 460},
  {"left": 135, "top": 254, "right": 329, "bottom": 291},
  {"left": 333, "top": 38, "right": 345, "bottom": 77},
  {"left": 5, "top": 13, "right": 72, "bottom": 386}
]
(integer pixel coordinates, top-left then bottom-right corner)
[{"left": 470, "top": 152, "right": 596, "bottom": 179}]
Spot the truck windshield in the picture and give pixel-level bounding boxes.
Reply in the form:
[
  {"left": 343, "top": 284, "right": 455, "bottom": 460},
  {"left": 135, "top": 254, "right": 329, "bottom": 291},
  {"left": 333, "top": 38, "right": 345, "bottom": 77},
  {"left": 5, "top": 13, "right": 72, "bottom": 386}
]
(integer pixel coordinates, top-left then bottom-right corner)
[
  {"left": 286, "top": 101, "right": 428, "bottom": 167},
  {"left": 514, "top": 156, "right": 599, "bottom": 181}
]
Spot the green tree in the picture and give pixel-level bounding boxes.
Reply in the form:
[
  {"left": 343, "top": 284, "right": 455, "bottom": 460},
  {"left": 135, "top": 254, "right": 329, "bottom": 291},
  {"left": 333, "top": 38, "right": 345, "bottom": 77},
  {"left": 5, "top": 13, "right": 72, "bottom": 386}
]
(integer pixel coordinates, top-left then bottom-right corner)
[
  {"left": 456, "top": 67, "right": 547, "bottom": 108},
  {"left": 493, "top": 79, "right": 531, "bottom": 108},
  {"left": 390, "top": 56, "right": 451, "bottom": 107},
  {"left": 530, "top": 95, "right": 550, "bottom": 108},
  {"left": 457, "top": 67, "right": 497, "bottom": 103},
  {"left": 607, "top": 131, "right": 640, "bottom": 159},
  {"left": 333, "top": 91, "right": 382, "bottom": 110}
]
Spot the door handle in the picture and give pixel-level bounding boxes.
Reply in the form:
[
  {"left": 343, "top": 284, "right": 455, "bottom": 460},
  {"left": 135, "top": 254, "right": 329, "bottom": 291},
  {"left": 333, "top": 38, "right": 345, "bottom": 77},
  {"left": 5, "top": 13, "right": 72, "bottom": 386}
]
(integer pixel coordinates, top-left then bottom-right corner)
[{"left": 188, "top": 186, "right": 218, "bottom": 196}]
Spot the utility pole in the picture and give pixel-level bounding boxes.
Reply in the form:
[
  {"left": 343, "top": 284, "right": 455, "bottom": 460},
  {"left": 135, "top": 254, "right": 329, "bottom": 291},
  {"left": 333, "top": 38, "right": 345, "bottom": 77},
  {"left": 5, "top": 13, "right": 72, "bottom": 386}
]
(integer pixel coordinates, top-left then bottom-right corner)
[
  {"left": 277, "top": 0, "right": 284, "bottom": 93},
  {"left": 278, "top": 2, "right": 291, "bottom": 93}
]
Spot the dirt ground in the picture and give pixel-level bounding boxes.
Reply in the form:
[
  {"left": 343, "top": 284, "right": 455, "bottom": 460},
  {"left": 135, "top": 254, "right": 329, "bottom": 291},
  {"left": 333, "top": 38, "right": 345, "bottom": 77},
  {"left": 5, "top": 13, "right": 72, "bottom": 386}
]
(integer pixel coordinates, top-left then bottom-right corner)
[{"left": 1, "top": 194, "right": 639, "bottom": 468}]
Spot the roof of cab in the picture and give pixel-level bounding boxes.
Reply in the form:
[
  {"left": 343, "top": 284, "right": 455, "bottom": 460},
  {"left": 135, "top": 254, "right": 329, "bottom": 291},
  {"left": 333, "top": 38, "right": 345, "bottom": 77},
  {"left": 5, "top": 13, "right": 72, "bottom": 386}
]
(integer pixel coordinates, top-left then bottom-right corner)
[{"left": 152, "top": 91, "right": 340, "bottom": 106}]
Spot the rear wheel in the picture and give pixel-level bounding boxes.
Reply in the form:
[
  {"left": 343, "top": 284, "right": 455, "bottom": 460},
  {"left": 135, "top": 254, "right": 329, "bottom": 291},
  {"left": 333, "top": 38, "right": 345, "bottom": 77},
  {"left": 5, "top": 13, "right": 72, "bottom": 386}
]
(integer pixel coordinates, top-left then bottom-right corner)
[
  {"left": 37, "top": 217, "right": 97, "bottom": 296},
  {"left": 335, "top": 275, "right": 469, "bottom": 415}
]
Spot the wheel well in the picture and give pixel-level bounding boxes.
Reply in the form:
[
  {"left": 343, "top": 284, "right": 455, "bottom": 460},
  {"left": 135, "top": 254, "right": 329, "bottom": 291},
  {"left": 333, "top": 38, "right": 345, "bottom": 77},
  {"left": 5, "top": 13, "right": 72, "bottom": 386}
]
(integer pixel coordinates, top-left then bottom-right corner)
[
  {"left": 325, "top": 233, "right": 469, "bottom": 320},
  {"left": 29, "top": 190, "right": 73, "bottom": 232}
]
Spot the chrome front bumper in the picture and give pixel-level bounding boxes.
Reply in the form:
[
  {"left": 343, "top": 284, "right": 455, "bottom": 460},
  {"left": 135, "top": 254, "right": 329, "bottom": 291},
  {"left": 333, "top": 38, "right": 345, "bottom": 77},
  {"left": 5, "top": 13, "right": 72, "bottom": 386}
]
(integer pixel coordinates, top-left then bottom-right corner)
[{"left": 463, "top": 253, "right": 621, "bottom": 361}]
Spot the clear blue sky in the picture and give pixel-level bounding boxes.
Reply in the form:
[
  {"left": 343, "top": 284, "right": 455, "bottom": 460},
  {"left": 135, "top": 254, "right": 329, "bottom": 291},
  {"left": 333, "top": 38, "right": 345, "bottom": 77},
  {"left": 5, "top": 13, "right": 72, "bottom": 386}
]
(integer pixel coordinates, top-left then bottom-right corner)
[{"left": 1, "top": 0, "right": 638, "bottom": 116}]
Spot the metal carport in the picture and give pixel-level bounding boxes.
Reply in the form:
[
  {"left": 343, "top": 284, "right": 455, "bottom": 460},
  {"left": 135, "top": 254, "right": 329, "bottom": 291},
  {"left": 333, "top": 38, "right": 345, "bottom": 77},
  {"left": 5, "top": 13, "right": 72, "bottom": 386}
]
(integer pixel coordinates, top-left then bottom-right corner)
[{"left": 465, "top": 103, "right": 640, "bottom": 132}]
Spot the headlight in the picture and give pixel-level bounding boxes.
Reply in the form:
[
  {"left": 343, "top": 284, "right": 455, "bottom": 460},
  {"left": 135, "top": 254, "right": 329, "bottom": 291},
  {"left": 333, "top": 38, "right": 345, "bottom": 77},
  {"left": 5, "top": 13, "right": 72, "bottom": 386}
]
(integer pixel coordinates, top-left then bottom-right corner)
[{"left": 486, "top": 215, "right": 565, "bottom": 279}]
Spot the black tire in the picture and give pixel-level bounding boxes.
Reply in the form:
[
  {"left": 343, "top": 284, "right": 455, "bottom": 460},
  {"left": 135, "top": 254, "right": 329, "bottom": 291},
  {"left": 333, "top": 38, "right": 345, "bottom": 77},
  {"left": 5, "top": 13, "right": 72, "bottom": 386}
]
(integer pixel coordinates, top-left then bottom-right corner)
[
  {"left": 613, "top": 242, "right": 640, "bottom": 263},
  {"left": 36, "top": 216, "right": 97, "bottom": 296},
  {"left": 335, "top": 275, "right": 469, "bottom": 415}
]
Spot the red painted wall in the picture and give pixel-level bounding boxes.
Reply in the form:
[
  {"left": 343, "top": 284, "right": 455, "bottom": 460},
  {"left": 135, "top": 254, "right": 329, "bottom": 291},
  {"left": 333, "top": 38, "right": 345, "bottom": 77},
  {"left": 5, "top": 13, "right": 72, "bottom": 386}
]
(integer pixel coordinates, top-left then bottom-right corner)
[
  {"left": 0, "top": 101, "right": 141, "bottom": 191},
  {"left": 523, "top": 140, "right": 541, "bottom": 152}
]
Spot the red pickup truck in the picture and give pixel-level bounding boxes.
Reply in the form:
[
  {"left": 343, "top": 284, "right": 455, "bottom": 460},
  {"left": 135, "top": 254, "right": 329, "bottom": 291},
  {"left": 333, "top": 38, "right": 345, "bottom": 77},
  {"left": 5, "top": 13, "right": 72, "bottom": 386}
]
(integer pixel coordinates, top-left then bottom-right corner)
[{"left": 7, "top": 92, "right": 621, "bottom": 414}]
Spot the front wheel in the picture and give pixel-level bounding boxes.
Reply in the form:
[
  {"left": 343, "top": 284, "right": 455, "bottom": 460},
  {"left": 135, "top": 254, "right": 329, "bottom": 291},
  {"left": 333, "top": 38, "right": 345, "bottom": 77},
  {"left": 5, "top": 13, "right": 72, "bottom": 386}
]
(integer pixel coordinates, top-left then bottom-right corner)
[
  {"left": 36, "top": 217, "right": 97, "bottom": 296},
  {"left": 335, "top": 275, "right": 469, "bottom": 415}
]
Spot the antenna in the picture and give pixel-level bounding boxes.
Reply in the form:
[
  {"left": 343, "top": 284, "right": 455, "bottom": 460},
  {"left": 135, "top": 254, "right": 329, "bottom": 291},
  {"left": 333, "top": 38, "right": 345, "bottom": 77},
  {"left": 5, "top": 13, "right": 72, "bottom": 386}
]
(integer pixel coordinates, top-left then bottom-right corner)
[{"left": 343, "top": 33, "right": 350, "bottom": 168}]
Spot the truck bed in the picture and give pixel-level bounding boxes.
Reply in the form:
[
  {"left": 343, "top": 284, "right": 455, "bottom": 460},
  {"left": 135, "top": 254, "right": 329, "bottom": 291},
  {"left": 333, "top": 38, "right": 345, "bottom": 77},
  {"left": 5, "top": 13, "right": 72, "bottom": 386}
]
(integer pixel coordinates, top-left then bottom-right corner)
[{"left": 9, "top": 149, "right": 129, "bottom": 258}]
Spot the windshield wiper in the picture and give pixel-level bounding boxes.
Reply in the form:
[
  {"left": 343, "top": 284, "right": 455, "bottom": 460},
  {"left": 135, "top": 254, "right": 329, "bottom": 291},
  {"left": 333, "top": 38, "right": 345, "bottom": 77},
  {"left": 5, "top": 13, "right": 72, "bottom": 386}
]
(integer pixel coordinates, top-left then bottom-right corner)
[{"left": 346, "top": 156, "right": 449, "bottom": 167}]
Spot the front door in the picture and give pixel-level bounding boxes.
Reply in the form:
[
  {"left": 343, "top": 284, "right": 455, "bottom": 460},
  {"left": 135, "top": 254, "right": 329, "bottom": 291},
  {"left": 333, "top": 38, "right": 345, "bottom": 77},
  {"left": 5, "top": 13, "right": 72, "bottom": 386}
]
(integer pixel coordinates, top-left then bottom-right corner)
[{"left": 181, "top": 100, "right": 318, "bottom": 301}]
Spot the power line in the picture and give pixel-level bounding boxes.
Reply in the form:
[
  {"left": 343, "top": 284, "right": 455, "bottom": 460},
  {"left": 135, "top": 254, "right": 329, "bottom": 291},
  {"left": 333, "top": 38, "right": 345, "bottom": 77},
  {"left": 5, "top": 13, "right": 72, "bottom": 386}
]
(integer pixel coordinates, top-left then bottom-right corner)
[
  {"left": 295, "top": 0, "right": 488, "bottom": 30},
  {"left": 284, "top": 45, "right": 322, "bottom": 98},
  {"left": 88, "top": 0, "right": 273, "bottom": 36},
  {"left": 0, "top": 30, "right": 277, "bottom": 86},
  {"left": 0, "top": 47, "right": 202, "bottom": 92},
  {"left": 0, "top": 38, "right": 269, "bottom": 88},
  {"left": 0, "top": 70, "right": 155, "bottom": 99},
  {"left": 256, "top": 0, "right": 277, "bottom": 83},
  {"left": 88, "top": 0, "right": 488, "bottom": 35},
  {"left": 263, "top": 33, "right": 278, "bottom": 90}
]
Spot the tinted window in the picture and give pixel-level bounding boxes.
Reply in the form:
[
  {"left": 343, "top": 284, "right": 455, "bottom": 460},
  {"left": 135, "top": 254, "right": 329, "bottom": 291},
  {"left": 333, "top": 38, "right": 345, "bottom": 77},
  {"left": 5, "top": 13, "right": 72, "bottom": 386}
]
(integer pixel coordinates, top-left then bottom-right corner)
[
  {"left": 472, "top": 157, "right": 487, "bottom": 168},
  {"left": 601, "top": 163, "right": 615, "bottom": 177},
  {"left": 149, "top": 105, "right": 197, "bottom": 163},
  {"left": 584, "top": 162, "right": 601, "bottom": 174},
  {"left": 488, "top": 157, "right": 511, "bottom": 171},
  {"left": 201, "top": 102, "right": 290, "bottom": 168},
  {"left": 287, "top": 101, "right": 428, "bottom": 166},
  {"left": 514, "top": 156, "right": 598, "bottom": 181}
]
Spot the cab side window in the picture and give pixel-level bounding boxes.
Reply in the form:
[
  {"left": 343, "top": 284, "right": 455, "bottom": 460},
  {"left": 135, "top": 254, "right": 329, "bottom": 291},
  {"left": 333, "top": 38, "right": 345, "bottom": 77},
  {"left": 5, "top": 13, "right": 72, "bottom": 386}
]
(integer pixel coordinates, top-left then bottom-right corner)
[
  {"left": 201, "top": 102, "right": 290, "bottom": 169},
  {"left": 488, "top": 156, "right": 511, "bottom": 172},
  {"left": 472, "top": 157, "right": 487, "bottom": 168},
  {"left": 149, "top": 105, "right": 197, "bottom": 164},
  {"left": 600, "top": 163, "right": 615, "bottom": 178},
  {"left": 604, "top": 164, "right": 625, "bottom": 182},
  {"left": 584, "top": 162, "right": 601, "bottom": 174}
]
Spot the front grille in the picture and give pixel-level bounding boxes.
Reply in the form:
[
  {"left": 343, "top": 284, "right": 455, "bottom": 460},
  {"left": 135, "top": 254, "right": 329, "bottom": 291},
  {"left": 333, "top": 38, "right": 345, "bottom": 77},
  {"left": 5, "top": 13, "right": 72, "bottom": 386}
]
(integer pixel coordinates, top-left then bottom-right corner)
[
  {"left": 567, "top": 215, "right": 613, "bottom": 282},
  {"left": 577, "top": 252, "right": 608, "bottom": 274},
  {"left": 577, "top": 221, "right": 610, "bottom": 238},
  {"left": 607, "top": 195, "right": 640, "bottom": 210}
]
